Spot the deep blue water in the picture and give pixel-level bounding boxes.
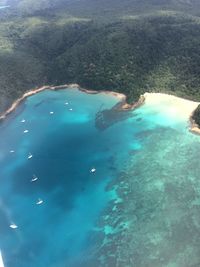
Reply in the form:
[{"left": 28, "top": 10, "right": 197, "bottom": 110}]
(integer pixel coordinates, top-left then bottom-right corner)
[
  {"left": 0, "top": 88, "right": 137, "bottom": 267},
  {"left": 0, "top": 88, "right": 200, "bottom": 267}
]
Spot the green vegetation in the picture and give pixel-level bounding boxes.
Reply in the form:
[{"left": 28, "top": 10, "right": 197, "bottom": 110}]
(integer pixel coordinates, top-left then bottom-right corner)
[
  {"left": 192, "top": 104, "right": 200, "bottom": 126},
  {"left": 1, "top": 0, "right": 200, "bottom": 127}
]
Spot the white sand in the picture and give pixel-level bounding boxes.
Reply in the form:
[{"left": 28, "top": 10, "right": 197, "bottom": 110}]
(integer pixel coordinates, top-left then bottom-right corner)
[{"left": 144, "top": 93, "right": 200, "bottom": 122}]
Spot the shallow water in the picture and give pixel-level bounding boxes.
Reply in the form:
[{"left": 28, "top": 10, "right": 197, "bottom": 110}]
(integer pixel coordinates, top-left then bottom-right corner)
[{"left": 0, "top": 88, "right": 200, "bottom": 267}]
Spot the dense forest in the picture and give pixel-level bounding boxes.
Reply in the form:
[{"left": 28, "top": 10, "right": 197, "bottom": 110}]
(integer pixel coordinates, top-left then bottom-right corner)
[{"left": 1, "top": 0, "right": 200, "bottom": 125}]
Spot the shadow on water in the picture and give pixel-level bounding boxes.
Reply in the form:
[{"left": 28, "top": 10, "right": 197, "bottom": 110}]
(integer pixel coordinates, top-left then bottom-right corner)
[{"left": 95, "top": 107, "right": 133, "bottom": 131}]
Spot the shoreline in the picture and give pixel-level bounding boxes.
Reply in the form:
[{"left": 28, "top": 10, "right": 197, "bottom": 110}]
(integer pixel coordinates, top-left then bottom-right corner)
[
  {"left": 143, "top": 92, "right": 200, "bottom": 135},
  {"left": 0, "top": 83, "right": 200, "bottom": 135},
  {"left": 189, "top": 116, "right": 200, "bottom": 135},
  {"left": 0, "top": 83, "right": 145, "bottom": 121}
]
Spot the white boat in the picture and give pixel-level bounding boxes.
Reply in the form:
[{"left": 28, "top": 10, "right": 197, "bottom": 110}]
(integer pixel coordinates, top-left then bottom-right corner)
[
  {"left": 0, "top": 250, "right": 5, "bottom": 267},
  {"left": 65, "top": 102, "right": 69, "bottom": 105},
  {"left": 50, "top": 111, "right": 54, "bottom": 114},
  {"left": 90, "top": 168, "right": 96, "bottom": 173},
  {"left": 9, "top": 223, "right": 18, "bottom": 229},
  {"left": 10, "top": 150, "right": 15, "bottom": 153},
  {"left": 69, "top": 108, "right": 73, "bottom": 111},
  {"left": 36, "top": 198, "right": 43, "bottom": 205},
  {"left": 28, "top": 153, "right": 33, "bottom": 159},
  {"left": 23, "top": 129, "right": 29, "bottom": 133},
  {"left": 31, "top": 175, "right": 38, "bottom": 182},
  {"left": 21, "top": 119, "right": 26, "bottom": 123}
]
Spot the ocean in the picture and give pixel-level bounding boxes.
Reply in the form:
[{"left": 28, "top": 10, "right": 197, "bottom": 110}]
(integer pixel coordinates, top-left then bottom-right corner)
[{"left": 0, "top": 87, "right": 200, "bottom": 267}]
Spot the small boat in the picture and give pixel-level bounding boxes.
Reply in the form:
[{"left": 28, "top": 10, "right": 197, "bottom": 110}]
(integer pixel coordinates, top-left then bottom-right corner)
[
  {"left": 50, "top": 111, "right": 54, "bottom": 115},
  {"left": 9, "top": 223, "right": 18, "bottom": 229},
  {"left": 31, "top": 175, "right": 38, "bottom": 182},
  {"left": 10, "top": 150, "right": 15, "bottom": 153},
  {"left": 69, "top": 108, "right": 73, "bottom": 111},
  {"left": 36, "top": 198, "right": 43, "bottom": 205},
  {"left": 90, "top": 168, "right": 96, "bottom": 173},
  {"left": 65, "top": 102, "right": 69, "bottom": 105},
  {"left": 23, "top": 129, "right": 29, "bottom": 133},
  {"left": 21, "top": 119, "right": 26, "bottom": 123},
  {"left": 28, "top": 153, "right": 33, "bottom": 159}
]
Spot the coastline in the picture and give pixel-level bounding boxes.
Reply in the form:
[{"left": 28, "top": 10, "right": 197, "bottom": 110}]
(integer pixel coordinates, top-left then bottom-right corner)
[
  {"left": 190, "top": 117, "right": 200, "bottom": 135},
  {"left": 0, "top": 83, "right": 145, "bottom": 121},
  {"left": 143, "top": 92, "right": 200, "bottom": 135},
  {"left": 0, "top": 83, "right": 200, "bottom": 135}
]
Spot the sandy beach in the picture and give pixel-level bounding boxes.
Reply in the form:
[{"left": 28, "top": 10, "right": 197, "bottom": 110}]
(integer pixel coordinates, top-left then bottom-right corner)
[
  {"left": 0, "top": 84, "right": 200, "bottom": 135},
  {"left": 144, "top": 92, "right": 200, "bottom": 134}
]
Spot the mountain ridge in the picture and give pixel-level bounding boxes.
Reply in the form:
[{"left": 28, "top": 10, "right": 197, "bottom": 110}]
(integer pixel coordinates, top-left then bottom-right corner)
[{"left": 1, "top": 0, "right": 200, "bottom": 124}]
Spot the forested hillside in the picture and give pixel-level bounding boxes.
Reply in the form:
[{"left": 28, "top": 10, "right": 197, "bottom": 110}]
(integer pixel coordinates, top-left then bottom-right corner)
[{"left": 1, "top": 0, "right": 200, "bottom": 122}]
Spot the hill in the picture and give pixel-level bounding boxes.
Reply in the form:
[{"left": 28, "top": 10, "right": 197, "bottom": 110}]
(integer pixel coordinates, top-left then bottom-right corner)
[{"left": 1, "top": 0, "right": 200, "bottom": 124}]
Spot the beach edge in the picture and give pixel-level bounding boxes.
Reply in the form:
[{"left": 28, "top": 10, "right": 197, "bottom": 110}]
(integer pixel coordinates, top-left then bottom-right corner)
[
  {"left": 0, "top": 83, "right": 200, "bottom": 135},
  {"left": 0, "top": 83, "right": 145, "bottom": 121}
]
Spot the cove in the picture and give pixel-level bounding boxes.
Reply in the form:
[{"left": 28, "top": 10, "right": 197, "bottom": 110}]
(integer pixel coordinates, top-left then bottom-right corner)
[
  {"left": 0, "top": 88, "right": 132, "bottom": 267},
  {"left": 0, "top": 87, "right": 200, "bottom": 267}
]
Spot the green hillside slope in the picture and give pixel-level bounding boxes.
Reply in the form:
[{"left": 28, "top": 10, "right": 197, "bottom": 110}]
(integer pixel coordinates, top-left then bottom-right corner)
[{"left": 1, "top": 0, "right": 200, "bottom": 125}]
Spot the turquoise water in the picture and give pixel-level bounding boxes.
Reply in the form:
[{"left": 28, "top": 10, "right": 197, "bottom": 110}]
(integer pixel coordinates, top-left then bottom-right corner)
[{"left": 0, "top": 88, "right": 200, "bottom": 267}]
